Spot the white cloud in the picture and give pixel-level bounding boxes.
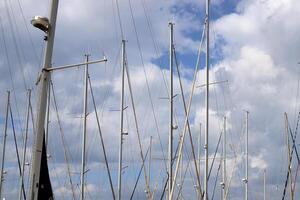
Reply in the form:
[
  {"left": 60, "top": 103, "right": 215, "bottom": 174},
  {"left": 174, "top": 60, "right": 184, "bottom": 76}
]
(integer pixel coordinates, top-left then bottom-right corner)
[{"left": 1, "top": 0, "right": 300, "bottom": 199}]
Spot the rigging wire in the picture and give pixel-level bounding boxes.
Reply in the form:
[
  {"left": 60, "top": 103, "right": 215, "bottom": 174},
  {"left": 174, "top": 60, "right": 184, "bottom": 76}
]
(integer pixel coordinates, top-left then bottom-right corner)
[
  {"left": 137, "top": 1, "right": 196, "bottom": 182},
  {"left": 88, "top": 73, "right": 116, "bottom": 200},
  {"left": 114, "top": 0, "right": 125, "bottom": 39},
  {"left": 292, "top": 67, "right": 300, "bottom": 130},
  {"left": 25, "top": 96, "right": 36, "bottom": 195},
  {"left": 213, "top": 110, "right": 247, "bottom": 199},
  {"left": 50, "top": 80, "right": 76, "bottom": 200},
  {"left": 130, "top": 147, "right": 150, "bottom": 200},
  {"left": 15, "top": 0, "right": 40, "bottom": 64},
  {"left": 282, "top": 112, "right": 300, "bottom": 200},
  {"left": 3, "top": 0, "right": 28, "bottom": 89},
  {"left": 211, "top": 18, "right": 247, "bottom": 194},
  {"left": 124, "top": 51, "right": 152, "bottom": 196},
  {"left": 292, "top": 113, "right": 300, "bottom": 192},
  {"left": 128, "top": 5, "right": 198, "bottom": 197},
  {"left": 98, "top": 44, "right": 121, "bottom": 120},
  {"left": 211, "top": 158, "right": 222, "bottom": 200},
  {"left": 207, "top": 131, "right": 222, "bottom": 180},
  {"left": 175, "top": 148, "right": 192, "bottom": 200},
  {"left": 127, "top": 0, "right": 167, "bottom": 170},
  {"left": 174, "top": 47, "right": 202, "bottom": 195},
  {"left": 9, "top": 105, "right": 26, "bottom": 198},
  {"left": 0, "top": 14, "right": 24, "bottom": 143}
]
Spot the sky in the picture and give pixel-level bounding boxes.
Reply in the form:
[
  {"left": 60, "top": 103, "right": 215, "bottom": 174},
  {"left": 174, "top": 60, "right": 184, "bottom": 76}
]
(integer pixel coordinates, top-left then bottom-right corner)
[{"left": 0, "top": 0, "right": 300, "bottom": 199}]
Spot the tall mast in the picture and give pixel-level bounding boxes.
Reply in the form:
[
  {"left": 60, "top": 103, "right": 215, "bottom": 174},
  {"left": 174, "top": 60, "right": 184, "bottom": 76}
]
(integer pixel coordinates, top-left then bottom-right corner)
[
  {"left": 149, "top": 136, "right": 153, "bottom": 193},
  {"left": 117, "top": 40, "right": 126, "bottom": 200},
  {"left": 19, "top": 89, "right": 31, "bottom": 200},
  {"left": 243, "top": 111, "right": 249, "bottom": 200},
  {"left": 221, "top": 116, "right": 226, "bottom": 200},
  {"left": 204, "top": 0, "right": 210, "bottom": 198},
  {"left": 284, "top": 113, "right": 293, "bottom": 200},
  {"left": 263, "top": 169, "right": 266, "bottom": 200},
  {"left": 80, "top": 54, "right": 89, "bottom": 200},
  {"left": 0, "top": 91, "right": 10, "bottom": 197},
  {"left": 198, "top": 123, "right": 202, "bottom": 188},
  {"left": 45, "top": 79, "right": 51, "bottom": 147},
  {"left": 29, "top": 0, "right": 58, "bottom": 199},
  {"left": 168, "top": 22, "right": 174, "bottom": 199}
]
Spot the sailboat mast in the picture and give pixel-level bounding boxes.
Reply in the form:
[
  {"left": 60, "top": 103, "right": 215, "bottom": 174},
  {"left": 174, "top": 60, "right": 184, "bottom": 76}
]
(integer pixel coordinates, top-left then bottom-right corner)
[
  {"left": 284, "top": 113, "right": 293, "bottom": 200},
  {"left": 198, "top": 123, "right": 201, "bottom": 179},
  {"left": 222, "top": 116, "right": 226, "bottom": 200},
  {"left": 0, "top": 91, "right": 10, "bottom": 197},
  {"left": 204, "top": 0, "right": 210, "bottom": 198},
  {"left": 45, "top": 79, "right": 51, "bottom": 147},
  {"left": 29, "top": 1, "right": 58, "bottom": 199},
  {"left": 168, "top": 22, "right": 174, "bottom": 199},
  {"left": 118, "top": 39, "right": 126, "bottom": 200},
  {"left": 80, "top": 54, "right": 89, "bottom": 200},
  {"left": 263, "top": 169, "right": 266, "bottom": 200},
  {"left": 19, "top": 89, "right": 31, "bottom": 200},
  {"left": 244, "top": 111, "right": 249, "bottom": 200},
  {"left": 149, "top": 136, "right": 152, "bottom": 192}
]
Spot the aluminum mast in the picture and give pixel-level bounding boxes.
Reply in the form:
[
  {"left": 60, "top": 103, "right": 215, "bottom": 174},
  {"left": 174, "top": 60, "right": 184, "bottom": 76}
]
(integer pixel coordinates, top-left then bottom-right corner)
[
  {"left": 204, "top": 0, "right": 210, "bottom": 198},
  {"left": 0, "top": 91, "right": 10, "bottom": 197},
  {"left": 29, "top": 1, "right": 58, "bottom": 199},
  {"left": 168, "top": 22, "right": 174, "bottom": 199},
  {"left": 117, "top": 40, "right": 126, "bottom": 200},
  {"left": 80, "top": 54, "right": 89, "bottom": 200}
]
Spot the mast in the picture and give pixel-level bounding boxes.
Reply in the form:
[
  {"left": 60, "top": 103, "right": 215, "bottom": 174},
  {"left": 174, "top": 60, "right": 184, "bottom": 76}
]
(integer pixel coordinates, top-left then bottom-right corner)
[
  {"left": 263, "top": 169, "right": 266, "bottom": 200},
  {"left": 149, "top": 136, "right": 152, "bottom": 192},
  {"left": 221, "top": 116, "right": 226, "bottom": 200},
  {"left": 0, "top": 91, "right": 10, "bottom": 197},
  {"left": 204, "top": 0, "right": 210, "bottom": 198},
  {"left": 243, "top": 111, "right": 249, "bottom": 200},
  {"left": 168, "top": 22, "right": 174, "bottom": 199},
  {"left": 179, "top": 137, "right": 183, "bottom": 200},
  {"left": 29, "top": 0, "right": 58, "bottom": 199},
  {"left": 198, "top": 123, "right": 201, "bottom": 179},
  {"left": 80, "top": 54, "right": 89, "bottom": 200},
  {"left": 117, "top": 40, "right": 126, "bottom": 200},
  {"left": 284, "top": 113, "right": 293, "bottom": 200},
  {"left": 19, "top": 89, "right": 31, "bottom": 200},
  {"left": 45, "top": 79, "right": 51, "bottom": 147}
]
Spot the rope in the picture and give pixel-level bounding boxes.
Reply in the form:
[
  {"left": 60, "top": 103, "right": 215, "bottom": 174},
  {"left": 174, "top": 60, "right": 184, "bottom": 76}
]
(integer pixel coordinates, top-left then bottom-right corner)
[
  {"left": 4, "top": 0, "right": 28, "bottom": 89},
  {"left": 50, "top": 80, "right": 76, "bottom": 200},
  {"left": 207, "top": 131, "right": 222, "bottom": 180},
  {"left": 128, "top": 0, "right": 167, "bottom": 170},
  {"left": 130, "top": 147, "right": 150, "bottom": 200},
  {"left": 211, "top": 159, "right": 222, "bottom": 200},
  {"left": 114, "top": 0, "right": 124, "bottom": 39},
  {"left": 88, "top": 74, "right": 116, "bottom": 200},
  {"left": 9, "top": 105, "right": 26, "bottom": 198},
  {"left": 0, "top": 15, "right": 24, "bottom": 143}
]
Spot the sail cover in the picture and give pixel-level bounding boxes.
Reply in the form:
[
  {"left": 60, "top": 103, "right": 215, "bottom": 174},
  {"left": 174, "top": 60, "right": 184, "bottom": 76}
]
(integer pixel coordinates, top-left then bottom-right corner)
[{"left": 37, "top": 136, "right": 53, "bottom": 200}]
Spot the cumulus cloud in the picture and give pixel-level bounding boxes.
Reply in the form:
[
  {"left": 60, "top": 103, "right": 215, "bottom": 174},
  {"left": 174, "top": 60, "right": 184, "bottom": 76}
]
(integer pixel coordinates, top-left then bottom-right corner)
[{"left": 0, "top": 0, "right": 300, "bottom": 199}]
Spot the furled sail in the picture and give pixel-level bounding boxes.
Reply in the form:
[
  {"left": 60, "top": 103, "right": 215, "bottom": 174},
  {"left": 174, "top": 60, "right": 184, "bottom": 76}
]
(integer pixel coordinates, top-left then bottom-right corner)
[{"left": 37, "top": 135, "right": 53, "bottom": 200}]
